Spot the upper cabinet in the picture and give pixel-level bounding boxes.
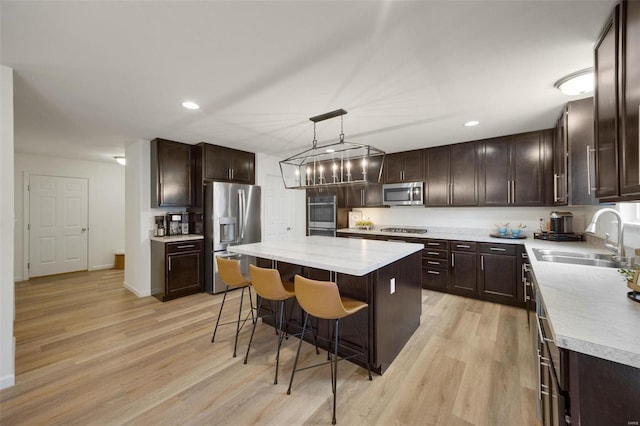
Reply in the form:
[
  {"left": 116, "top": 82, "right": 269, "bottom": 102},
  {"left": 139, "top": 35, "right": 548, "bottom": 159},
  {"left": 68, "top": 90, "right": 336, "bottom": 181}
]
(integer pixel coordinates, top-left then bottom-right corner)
[
  {"left": 594, "top": 1, "right": 640, "bottom": 200},
  {"left": 151, "top": 138, "right": 193, "bottom": 208},
  {"left": 479, "top": 130, "right": 552, "bottom": 206},
  {"left": 384, "top": 150, "right": 424, "bottom": 183},
  {"left": 424, "top": 143, "right": 479, "bottom": 207},
  {"left": 201, "top": 143, "right": 255, "bottom": 184}
]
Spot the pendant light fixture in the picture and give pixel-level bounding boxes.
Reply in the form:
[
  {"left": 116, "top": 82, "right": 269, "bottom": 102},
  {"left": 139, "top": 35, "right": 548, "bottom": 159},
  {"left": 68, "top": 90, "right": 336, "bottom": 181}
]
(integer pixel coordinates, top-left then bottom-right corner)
[{"left": 279, "top": 109, "right": 385, "bottom": 189}]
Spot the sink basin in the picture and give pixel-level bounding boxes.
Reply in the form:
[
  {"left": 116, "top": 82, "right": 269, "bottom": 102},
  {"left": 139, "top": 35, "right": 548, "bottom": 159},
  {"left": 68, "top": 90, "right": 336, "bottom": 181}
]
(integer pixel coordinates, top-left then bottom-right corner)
[{"left": 532, "top": 248, "right": 624, "bottom": 268}]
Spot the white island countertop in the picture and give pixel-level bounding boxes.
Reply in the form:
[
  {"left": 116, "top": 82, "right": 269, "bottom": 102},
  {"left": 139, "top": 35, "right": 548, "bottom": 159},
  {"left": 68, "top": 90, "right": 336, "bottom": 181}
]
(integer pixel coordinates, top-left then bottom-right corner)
[{"left": 228, "top": 236, "right": 423, "bottom": 276}]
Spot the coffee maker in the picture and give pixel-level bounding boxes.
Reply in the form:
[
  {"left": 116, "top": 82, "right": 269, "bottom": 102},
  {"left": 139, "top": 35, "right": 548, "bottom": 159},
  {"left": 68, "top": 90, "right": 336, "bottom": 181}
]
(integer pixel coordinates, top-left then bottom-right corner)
[
  {"left": 154, "top": 215, "right": 166, "bottom": 237},
  {"left": 550, "top": 211, "right": 573, "bottom": 233}
]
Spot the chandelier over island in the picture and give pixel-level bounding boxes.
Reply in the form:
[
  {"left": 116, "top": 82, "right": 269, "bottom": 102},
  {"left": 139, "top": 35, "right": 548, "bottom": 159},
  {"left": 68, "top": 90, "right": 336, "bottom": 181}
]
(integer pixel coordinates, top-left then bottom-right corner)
[{"left": 279, "top": 109, "right": 385, "bottom": 189}]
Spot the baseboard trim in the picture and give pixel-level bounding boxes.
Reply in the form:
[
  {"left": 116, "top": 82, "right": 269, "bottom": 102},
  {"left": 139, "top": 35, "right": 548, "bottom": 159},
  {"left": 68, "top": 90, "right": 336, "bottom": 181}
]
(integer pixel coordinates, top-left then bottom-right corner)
[
  {"left": 123, "top": 281, "right": 150, "bottom": 298},
  {"left": 14, "top": 275, "right": 23, "bottom": 283},
  {"left": 0, "top": 374, "right": 15, "bottom": 390},
  {"left": 89, "top": 264, "right": 114, "bottom": 271}
]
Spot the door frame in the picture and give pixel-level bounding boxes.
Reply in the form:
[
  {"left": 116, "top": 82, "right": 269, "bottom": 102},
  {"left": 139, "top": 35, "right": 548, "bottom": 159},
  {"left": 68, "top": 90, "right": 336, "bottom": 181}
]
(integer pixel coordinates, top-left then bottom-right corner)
[{"left": 22, "top": 172, "right": 91, "bottom": 279}]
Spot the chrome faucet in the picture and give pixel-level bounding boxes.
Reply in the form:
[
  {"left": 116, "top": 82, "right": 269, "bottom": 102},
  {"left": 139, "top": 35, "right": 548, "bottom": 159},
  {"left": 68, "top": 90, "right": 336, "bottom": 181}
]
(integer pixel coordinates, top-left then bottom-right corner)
[{"left": 584, "top": 208, "right": 625, "bottom": 257}]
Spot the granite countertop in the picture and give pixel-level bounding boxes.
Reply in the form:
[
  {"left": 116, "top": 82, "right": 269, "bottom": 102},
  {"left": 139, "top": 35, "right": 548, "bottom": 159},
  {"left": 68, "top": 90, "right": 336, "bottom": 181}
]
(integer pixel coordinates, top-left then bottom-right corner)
[
  {"left": 228, "top": 236, "right": 423, "bottom": 276},
  {"left": 149, "top": 234, "right": 204, "bottom": 243},
  {"left": 524, "top": 238, "right": 640, "bottom": 369},
  {"left": 337, "top": 227, "right": 527, "bottom": 245}
]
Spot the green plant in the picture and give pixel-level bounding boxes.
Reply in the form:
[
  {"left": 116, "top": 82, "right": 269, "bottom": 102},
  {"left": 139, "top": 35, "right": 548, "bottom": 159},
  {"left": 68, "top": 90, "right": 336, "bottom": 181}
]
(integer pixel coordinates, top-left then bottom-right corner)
[{"left": 618, "top": 268, "right": 636, "bottom": 282}]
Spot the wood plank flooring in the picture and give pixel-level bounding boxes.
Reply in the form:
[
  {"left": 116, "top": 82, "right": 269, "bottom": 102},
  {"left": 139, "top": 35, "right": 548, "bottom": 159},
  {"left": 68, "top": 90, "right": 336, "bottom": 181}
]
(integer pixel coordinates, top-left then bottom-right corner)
[{"left": 0, "top": 269, "right": 540, "bottom": 425}]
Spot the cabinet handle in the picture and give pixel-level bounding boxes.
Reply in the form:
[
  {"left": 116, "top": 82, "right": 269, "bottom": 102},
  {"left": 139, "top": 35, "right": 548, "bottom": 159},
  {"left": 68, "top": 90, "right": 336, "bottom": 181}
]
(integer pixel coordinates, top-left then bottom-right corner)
[
  {"left": 427, "top": 270, "right": 441, "bottom": 275},
  {"left": 177, "top": 244, "right": 195, "bottom": 249},
  {"left": 427, "top": 251, "right": 440, "bottom": 256},
  {"left": 451, "top": 253, "right": 455, "bottom": 267},
  {"left": 427, "top": 242, "right": 440, "bottom": 246},
  {"left": 231, "top": 169, "right": 234, "bottom": 180},
  {"left": 481, "top": 255, "right": 484, "bottom": 270},
  {"left": 511, "top": 180, "right": 515, "bottom": 204},
  {"left": 586, "top": 145, "right": 596, "bottom": 195},
  {"left": 361, "top": 189, "right": 365, "bottom": 206},
  {"left": 507, "top": 181, "right": 511, "bottom": 204},
  {"left": 168, "top": 257, "right": 172, "bottom": 272},
  {"left": 489, "top": 247, "right": 506, "bottom": 252},
  {"left": 456, "top": 244, "right": 470, "bottom": 249},
  {"left": 553, "top": 173, "right": 559, "bottom": 202},
  {"left": 427, "top": 261, "right": 441, "bottom": 265}
]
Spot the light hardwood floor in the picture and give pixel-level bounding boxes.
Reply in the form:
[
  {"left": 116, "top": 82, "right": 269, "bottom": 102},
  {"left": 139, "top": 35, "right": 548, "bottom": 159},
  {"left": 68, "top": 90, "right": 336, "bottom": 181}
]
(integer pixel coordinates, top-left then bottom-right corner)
[{"left": 1, "top": 269, "right": 540, "bottom": 425}]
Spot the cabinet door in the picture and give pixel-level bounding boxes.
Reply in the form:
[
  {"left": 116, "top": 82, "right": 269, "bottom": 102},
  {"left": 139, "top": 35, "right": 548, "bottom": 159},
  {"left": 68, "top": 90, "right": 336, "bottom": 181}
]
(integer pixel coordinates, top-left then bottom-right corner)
[
  {"left": 480, "top": 137, "right": 511, "bottom": 206},
  {"left": 229, "top": 149, "right": 255, "bottom": 184},
  {"left": 450, "top": 142, "right": 479, "bottom": 206},
  {"left": 167, "top": 251, "right": 202, "bottom": 297},
  {"left": 154, "top": 139, "right": 193, "bottom": 207},
  {"left": 364, "top": 184, "right": 383, "bottom": 206},
  {"left": 402, "top": 150, "right": 425, "bottom": 181},
  {"left": 553, "top": 108, "right": 569, "bottom": 205},
  {"left": 384, "top": 153, "right": 406, "bottom": 183},
  {"left": 620, "top": 0, "right": 640, "bottom": 196},
  {"left": 479, "top": 253, "right": 518, "bottom": 305},
  {"left": 204, "top": 144, "right": 230, "bottom": 181},
  {"left": 422, "top": 267, "right": 448, "bottom": 290},
  {"left": 594, "top": 6, "right": 621, "bottom": 199},
  {"left": 425, "top": 146, "right": 450, "bottom": 206},
  {"left": 512, "top": 131, "right": 547, "bottom": 206},
  {"left": 567, "top": 98, "right": 598, "bottom": 205},
  {"left": 344, "top": 185, "right": 364, "bottom": 208},
  {"left": 449, "top": 251, "right": 477, "bottom": 295}
]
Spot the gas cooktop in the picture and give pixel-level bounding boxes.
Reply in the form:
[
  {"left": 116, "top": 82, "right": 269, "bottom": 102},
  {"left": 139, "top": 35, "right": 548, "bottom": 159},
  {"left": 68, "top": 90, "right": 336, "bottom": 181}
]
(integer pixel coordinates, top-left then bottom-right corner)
[{"left": 379, "top": 227, "right": 428, "bottom": 234}]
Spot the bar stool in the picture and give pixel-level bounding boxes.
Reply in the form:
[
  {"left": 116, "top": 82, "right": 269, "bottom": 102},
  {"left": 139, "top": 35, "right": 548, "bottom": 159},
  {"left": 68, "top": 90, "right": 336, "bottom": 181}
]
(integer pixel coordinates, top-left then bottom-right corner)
[
  {"left": 243, "top": 264, "right": 298, "bottom": 384},
  {"left": 287, "top": 275, "right": 372, "bottom": 425},
  {"left": 211, "top": 257, "right": 255, "bottom": 357}
]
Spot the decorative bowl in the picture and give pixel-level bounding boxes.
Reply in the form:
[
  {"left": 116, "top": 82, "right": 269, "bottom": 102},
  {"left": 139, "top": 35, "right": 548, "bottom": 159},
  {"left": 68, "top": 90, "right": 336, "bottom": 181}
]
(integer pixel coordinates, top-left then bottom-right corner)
[
  {"left": 497, "top": 227, "right": 507, "bottom": 236},
  {"left": 511, "top": 228, "right": 522, "bottom": 237}
]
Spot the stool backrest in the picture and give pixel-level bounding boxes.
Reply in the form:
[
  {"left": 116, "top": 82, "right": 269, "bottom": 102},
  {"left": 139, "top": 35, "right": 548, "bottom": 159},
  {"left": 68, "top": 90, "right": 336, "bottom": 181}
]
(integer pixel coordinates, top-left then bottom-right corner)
[
  {"left": 249, "top": 265, "right": 291, "bottom": 300},
  {"left": 216, "top": 257, "right": 247, "bottom": 287},
  {"left": 294, "top": 275, "right": 346, "bottom": 320}
]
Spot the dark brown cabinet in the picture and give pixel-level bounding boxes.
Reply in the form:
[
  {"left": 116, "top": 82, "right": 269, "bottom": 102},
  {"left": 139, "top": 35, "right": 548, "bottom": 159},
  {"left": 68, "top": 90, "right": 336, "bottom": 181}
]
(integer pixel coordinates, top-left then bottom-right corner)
[
  {"left": 384, "top": 150, "right": 424, "bottom": 183},
  {"left": 151, "top": 138, "right": 193, "bottom": 208},
  {"left": 344, "top": 184, "right": 383, "bottom": 208},
  {"left": 553, "top": 110, "right": 569, "bottom": 205},
  {"left": 201, "top": 143, "right": 255, "bottom": 184},
  {"left": 424, "top": 143, "right": 479, "bottom": 206},
  {"left": 449, "top": 241, "right": 477, "bottom": 296},
  {"left": 478, "top": 243, "right": 519, "bottom": 305},
  {"left": 151, "top": 239, "right": 203, "bottom": 302},
  {"left": 479, "top": 130, "right": 552, "bottom": 206},
  {"left": 422, "top": 239, "right": 449, "bottom": 291}
]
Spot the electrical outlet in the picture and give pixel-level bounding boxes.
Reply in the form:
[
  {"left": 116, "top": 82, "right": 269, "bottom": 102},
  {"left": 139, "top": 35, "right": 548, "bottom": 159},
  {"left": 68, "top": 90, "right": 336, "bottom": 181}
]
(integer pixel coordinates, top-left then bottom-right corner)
[{"left": 390, "top": 278, "right": 396, "bottom": 294}]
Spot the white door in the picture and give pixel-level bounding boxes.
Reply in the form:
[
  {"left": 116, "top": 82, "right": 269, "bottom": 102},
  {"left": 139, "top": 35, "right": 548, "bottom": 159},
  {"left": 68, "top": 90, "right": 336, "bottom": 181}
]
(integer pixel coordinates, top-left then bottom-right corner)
[
  {"left": 264, "top": 174, "right": 297, "bottom": 241},
  {"left": 29, "top": 175, "right": 88, "bottom": 277}
]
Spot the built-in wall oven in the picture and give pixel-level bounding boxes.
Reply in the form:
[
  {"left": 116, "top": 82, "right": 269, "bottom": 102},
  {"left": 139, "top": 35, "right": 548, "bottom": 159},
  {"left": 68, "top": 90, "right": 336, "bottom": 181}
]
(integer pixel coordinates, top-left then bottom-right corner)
[{"left": 307, "top": 195, "right": 337, "bottom": 236}]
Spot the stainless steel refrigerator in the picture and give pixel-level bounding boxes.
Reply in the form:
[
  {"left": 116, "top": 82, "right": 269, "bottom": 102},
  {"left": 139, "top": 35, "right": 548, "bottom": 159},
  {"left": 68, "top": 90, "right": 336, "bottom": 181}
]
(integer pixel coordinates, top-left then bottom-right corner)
[{"left": 203, "top": 181, "right": 261, "bottom": 294}]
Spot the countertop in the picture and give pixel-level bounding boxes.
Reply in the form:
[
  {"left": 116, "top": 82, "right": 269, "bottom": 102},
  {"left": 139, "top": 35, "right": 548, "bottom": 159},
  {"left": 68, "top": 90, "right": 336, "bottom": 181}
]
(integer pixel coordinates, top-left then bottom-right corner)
[
  {"left": 228, "top": 236, "right": 423, "bottom": 276},
  {"left": 149, "top": 234, "right": 204, "bottom": 243},
  {"left": 338, "top": 227, "right": 640, "bottom": 368}
]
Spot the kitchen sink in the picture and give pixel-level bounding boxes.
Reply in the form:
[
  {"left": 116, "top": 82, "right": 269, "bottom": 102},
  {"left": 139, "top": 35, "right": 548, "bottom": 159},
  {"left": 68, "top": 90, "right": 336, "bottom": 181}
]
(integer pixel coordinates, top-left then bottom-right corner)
[{"left": 532, "top": 248, "right": 626, "bottom": 268}]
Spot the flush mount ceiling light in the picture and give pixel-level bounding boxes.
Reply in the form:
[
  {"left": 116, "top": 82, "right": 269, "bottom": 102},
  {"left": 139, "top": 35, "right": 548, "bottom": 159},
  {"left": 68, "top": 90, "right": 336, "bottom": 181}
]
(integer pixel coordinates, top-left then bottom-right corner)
[
  {"left": 464, "top": 120, "right": 480, "bottom": 127},
  {"left": 554, "top": 68, "right": 594, "bottom": 96},
  {"left": 279, "top": 109, "right": 385, "bottom": 189},
  {"left": 114, "top": 156, "right": 126, "bottom": 166},
  {"left": 181, "top": 101, "right": 200, "bottom": 110}
]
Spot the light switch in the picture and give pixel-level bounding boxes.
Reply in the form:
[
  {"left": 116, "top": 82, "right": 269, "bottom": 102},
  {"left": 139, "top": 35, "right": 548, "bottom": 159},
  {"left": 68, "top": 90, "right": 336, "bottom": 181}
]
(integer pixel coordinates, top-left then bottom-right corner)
[{"left": 390, "top": 278, "right": 396, "bottom": 294}]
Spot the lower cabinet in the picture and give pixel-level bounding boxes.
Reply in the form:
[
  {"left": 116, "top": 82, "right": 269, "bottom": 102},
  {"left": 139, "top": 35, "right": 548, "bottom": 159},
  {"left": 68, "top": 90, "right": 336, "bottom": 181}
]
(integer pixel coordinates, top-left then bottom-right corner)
[
  {"left": 449, "top": 241, "right": 477, "bottom": 296},
  {"left": 478, "top": 243, "right": 519, "bottom": 305},
  {"left": 422, "top": 239, "right": 449, "bottom": 290},
  {"left": 151, "top": 239, "right": 203, "bottom": 302}
]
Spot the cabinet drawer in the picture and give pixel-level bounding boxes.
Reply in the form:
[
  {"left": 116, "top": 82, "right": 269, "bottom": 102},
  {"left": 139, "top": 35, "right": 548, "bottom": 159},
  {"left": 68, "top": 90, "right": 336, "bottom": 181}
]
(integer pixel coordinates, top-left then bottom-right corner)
[
  {"left": 479, "top": 243, "right": 516, "bottom": 256},
  {"left": 450, "top": 241, "right": 477, "bottom": 252},
  {"left": 423, "top": 239, "right": 449, "bottom": 249},
  {"left": 422, "top": 248, "right": 448, "bottom": 259},
  {"left": 167, "top": 240, "right": 203, "bottom": 253},
  {"left": 422, "top": 267, "right": 449, "bottom": 290},
  {"left": 422, "top": 257, "right": 448, "bottom": 268}
]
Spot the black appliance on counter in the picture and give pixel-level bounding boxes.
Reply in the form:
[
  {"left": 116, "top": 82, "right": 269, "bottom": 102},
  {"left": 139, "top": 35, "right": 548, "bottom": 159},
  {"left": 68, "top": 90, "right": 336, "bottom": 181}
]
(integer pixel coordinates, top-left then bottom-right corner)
[{"left": 534, "top": 232, "right": 584, "bottom": 242}]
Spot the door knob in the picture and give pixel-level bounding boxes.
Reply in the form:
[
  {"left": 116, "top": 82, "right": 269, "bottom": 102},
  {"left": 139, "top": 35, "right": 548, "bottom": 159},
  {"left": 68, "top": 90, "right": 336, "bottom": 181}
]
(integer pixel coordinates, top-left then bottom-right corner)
[
  {"left": 287, "top": 227, "right": 291, "bottom": 231},
  {"left": 81, "top": 228, "right": 87, "bottom": 232}
]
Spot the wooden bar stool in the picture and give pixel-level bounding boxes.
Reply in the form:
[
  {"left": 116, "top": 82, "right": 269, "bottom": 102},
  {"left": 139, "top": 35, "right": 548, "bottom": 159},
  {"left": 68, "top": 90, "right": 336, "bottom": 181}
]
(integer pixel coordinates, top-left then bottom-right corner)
[
  {"left": 243, "top": 264, "right": 297, "bottom": 384},
  {"left": 287, "top": 274, "right": 372, "bottom": 425},
  {"left": 211, "top": 257, "right": 255, "bottom": 357}
]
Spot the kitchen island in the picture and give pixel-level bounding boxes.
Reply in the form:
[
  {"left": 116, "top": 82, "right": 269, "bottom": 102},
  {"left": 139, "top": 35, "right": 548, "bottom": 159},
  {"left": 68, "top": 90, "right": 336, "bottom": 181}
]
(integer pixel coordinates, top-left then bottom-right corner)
[{"left": 228, "top": 236, "right": 423, "bottom": 374}]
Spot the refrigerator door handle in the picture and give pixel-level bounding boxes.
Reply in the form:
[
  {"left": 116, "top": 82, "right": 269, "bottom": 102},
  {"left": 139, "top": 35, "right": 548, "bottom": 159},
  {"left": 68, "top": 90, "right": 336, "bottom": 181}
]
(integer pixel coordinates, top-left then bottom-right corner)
[{"left": 238, "top": 189, "right": 246, "bottom": 241}]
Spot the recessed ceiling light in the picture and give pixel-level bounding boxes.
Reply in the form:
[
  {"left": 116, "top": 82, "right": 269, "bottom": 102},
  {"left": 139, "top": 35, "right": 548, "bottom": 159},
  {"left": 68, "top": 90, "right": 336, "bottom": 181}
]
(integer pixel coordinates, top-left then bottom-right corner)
[
  {"left": 181, "top": 101, "right": 200, "bottom": 110},
  {"left": 554, "top": 68, "right": 594, "bottom": 96},
  {"left": 114, "top": 156, "right": 126, "bottom": 166},
  {"left": 464, "top": 120, "right": 479, "bottom": 127}
]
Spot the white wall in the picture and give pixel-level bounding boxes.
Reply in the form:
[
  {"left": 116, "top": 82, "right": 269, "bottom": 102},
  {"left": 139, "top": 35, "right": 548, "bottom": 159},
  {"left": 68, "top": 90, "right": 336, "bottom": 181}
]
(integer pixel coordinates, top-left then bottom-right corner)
[
  {"left": 13, "top": 153, "right": 125, "bottom": 281},
  {"left": 1, "top": 66, "right": 16, "bottom": 389}
]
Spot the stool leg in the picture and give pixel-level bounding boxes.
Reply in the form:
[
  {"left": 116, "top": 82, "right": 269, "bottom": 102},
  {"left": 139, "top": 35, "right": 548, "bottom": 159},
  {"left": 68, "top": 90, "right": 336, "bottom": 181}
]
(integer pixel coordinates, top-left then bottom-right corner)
[
  {"left": 211, "top": 285, "right": 230, "bottom": 343},
  {"left": 244, "top": 297, "right": 264, "bottom": 365},
  {"left": 331, "top": 319, "right": 339, "bottom": 425},
  {"left": 359, "top": 309, "right": 372, "bottom": 381},
  {"left": 248, "top": 286, "right": 256, "bottom": 324},
  {"left": 287, "top": 311, "right": 309, "bottom": 395},
  {"left": 274, "top": 299, "right": 286, "bottom": 385},
  {"left": 233, "top": 286, "right": 247, "bottom": 357}
]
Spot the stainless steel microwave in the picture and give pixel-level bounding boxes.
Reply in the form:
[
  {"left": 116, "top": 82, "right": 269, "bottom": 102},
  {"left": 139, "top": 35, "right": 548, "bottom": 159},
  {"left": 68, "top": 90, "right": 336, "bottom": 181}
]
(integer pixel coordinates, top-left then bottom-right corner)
[{"left": 382, "top": 182, "right": 424, "bottom": 206}]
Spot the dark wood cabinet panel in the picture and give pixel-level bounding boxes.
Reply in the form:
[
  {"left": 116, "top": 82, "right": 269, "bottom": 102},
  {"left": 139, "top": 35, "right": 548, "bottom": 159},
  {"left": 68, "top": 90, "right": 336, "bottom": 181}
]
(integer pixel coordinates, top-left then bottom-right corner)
[
  {"left": 201, "top": 142, "right": 255, "bottom": 184},
  {"left": 384, "top": 150, "right": 424, "bottom": 183},
  {"left": 479, "top": 250, "right": 518, "bottom": 305},
  {"left": 512, "top": 131, "right": 548, "bottom": 206},
  {"left": 344, "top": 184, "right": 382, "bottom": 208},
  {"left": 553, "top": 109, "right": 569, "bottom": 205},
  {"left": 449, "top": 242, "right": 477, "bottom": 296},
  {"left": 620, "top": 0, "right": 640, "bottom": 196},
  {"left": 167, "top": 250, "right": 202, "bottom": 296},
  {"left": 424, "top": 146, "right": 450, "bottom": 206},
  {"left": 151, "top": 138, "right": 193, "bottom": 208},
  {"left": 479, "top": 137, "right": 511, "bottom": 206},
  {"left": 594, "top": 5, "right": 621, "bottom": 199},
  {"left": 450, "top": 142, "right": 479, "bottom": 206},
  {"left": 151, "top": 240, "right": 203, "bottom": 302},
  {"left": 567, "top": 98, "right": 598, "bottom": 205}
]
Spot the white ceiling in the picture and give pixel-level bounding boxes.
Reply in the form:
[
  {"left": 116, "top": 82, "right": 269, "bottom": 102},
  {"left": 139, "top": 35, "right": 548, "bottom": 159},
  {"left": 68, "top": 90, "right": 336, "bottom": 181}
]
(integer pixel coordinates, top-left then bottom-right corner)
[{"left": 1, "top": 0, "right": 615, "bottom": 164}]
